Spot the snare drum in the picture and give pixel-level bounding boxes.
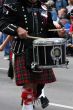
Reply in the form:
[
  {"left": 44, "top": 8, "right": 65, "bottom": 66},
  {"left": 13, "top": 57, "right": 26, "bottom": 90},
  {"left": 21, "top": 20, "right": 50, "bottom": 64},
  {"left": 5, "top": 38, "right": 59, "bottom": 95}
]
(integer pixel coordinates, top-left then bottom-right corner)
[{"left": 32, "top": 38, "right": 67, "bottom": 68}]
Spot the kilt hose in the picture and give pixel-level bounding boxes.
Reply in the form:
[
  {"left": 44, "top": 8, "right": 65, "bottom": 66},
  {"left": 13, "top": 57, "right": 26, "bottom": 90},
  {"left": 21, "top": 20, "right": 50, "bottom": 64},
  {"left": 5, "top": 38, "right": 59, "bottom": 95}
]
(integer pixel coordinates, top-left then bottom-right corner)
[{"left": 14, "top": 54, "right": 56, "bottom": 86}]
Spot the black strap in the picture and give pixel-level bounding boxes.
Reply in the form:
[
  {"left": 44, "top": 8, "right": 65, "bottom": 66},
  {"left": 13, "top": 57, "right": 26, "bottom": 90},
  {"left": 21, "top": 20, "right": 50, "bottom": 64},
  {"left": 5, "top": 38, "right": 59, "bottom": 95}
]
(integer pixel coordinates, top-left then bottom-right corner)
[{"left": 4, "top": 0, "right": 17, "bottom": 4}]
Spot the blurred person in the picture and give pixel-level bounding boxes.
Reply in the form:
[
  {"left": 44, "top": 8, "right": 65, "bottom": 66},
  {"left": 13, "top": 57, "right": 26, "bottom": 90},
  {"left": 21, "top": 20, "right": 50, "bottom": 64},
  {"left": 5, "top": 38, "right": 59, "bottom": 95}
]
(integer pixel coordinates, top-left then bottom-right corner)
[
  {"left": 56, "top": 8, "right": 72, "bottom": 55},
  {"left": 67, "top": 11, "right": 73, "bottom": 56},
  {"left": 57, "top": 9, "right": 73, "bottom": 56},
  {"left": 45, "top": 0, "right": 58, "bottom": 21},
  {"left": 0, "top": 33, "right": 11, "bottom": 59},
  {"left": 69, "top": 9, "right": 73, "bottom": 34},
  {"left": 55, "top": 0, "right": 67, "bottom": 11},
  {"left": 0, "top": 35, "right": 14, "bottom": 79},
  {"left": 67, "top": 9, "right": 73, "bottom": 44},
  {"left": 57, "top": 8, "right": 70, "bottom": 33},
  {"left": 66, "top": 0, "right": 73, "bottom": 13}
]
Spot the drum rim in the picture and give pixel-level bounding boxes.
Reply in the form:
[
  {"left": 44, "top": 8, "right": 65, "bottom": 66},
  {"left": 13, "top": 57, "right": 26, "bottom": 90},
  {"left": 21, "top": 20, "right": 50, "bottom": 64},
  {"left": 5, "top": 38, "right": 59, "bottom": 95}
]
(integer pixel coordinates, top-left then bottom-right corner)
[{"left": 33, "top": 38, "right": 66, "bottom": 45}]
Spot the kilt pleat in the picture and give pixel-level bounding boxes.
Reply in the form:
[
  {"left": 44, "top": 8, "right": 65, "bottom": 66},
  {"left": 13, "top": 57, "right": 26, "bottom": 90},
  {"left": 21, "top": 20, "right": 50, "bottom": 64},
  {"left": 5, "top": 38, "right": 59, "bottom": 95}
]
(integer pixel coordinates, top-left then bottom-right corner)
[{"left": 14, "top": 54, "right": 56, "bottom": 86}]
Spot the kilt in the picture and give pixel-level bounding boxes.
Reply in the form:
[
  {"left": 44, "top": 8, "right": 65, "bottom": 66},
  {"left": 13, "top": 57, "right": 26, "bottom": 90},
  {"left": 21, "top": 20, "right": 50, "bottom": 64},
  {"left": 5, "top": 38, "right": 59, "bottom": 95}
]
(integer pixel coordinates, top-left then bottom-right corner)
[{"left": 14, "top": 54, "right": 56, "bottom": 86}]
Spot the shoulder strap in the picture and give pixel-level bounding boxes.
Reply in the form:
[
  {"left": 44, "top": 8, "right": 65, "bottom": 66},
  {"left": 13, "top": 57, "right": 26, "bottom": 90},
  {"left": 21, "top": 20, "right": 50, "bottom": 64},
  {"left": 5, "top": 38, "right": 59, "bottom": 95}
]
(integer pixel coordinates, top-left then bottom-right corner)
[{"left": 4, "top": 0, "right": 17, "bottom": 4}]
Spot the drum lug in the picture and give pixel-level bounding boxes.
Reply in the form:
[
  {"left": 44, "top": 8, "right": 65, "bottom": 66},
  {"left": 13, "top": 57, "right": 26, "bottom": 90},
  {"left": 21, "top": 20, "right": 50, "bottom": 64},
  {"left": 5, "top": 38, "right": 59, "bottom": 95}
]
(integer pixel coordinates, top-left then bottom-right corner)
[
  {"left": 31, "top": 62, "right": 43, "bottom": 72},
  {"left": 31, "top": 62, "right": 38, "bottom": 69}
]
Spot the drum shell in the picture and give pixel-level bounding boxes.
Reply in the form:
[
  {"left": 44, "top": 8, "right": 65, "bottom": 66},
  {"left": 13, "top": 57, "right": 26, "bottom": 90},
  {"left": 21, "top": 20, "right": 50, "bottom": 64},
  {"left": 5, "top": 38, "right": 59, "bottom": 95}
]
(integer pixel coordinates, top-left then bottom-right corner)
[{"left": 33, "top": 38, "right": 66, "bottom": 68}]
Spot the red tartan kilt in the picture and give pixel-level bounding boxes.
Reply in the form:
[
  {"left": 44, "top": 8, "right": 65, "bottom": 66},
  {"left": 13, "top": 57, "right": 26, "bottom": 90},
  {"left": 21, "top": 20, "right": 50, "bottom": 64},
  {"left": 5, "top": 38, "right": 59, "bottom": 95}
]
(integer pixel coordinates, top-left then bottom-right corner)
[{"left": 14, "top": 54, "right": 56, "bottom": 86}]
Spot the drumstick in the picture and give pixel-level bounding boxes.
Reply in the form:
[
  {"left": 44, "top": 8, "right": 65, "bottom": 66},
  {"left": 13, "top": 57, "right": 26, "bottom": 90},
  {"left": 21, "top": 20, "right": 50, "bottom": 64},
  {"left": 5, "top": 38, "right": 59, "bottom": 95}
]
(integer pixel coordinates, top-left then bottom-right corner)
[
  {"left": 0, "top": 35, "right": 13, "bottom": 51},
  {"left": 26, "top": 28, "right": 69, "bottom": 39},
  {"left": 27, "top": 35, "right": 42, "bottom": 39},
  {"left": 48, "top": 28, "right": 69, "bottom": 31}
]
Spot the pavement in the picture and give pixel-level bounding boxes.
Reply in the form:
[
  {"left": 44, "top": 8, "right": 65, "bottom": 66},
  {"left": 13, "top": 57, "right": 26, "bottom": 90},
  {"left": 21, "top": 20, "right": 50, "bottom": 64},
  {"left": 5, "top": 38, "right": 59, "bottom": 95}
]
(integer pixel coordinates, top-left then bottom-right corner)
[{"left": 0, "top": 51, "right": 73, "bottom": 110}]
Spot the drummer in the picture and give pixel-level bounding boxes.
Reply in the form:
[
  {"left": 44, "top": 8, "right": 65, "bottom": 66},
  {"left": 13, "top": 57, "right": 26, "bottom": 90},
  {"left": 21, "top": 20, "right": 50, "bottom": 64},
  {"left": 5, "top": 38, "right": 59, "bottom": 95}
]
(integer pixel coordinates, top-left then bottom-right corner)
[{"left": 0, "top": 0, "right": 65, "bottom": 110}]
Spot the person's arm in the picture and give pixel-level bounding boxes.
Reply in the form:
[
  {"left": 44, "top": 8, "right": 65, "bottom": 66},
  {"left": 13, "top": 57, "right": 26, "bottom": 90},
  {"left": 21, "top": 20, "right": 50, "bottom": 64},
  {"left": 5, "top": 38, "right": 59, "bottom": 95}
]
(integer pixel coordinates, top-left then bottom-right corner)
[
  {"left": 47, "top": 13, "right": 66, "bottom": 38},
  {"left": 0, "top": 35, "right": 13, "bottom": 51},
  {"left": 0, "top": 3, "right": 21, "bottom": 35},
  {"left": 0, "top": 3, "right": 18, "bottom": 36},
  {"left": 0, "top": 3, "right": 28, "bottom": 39}
]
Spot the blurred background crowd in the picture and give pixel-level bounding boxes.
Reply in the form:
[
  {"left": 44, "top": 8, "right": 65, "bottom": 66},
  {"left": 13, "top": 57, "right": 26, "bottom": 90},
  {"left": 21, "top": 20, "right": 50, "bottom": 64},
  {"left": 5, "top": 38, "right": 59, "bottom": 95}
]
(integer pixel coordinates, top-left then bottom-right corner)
[
  {"left": 0, "top": 0, "right": 73, "bottom": 58},
  {"left": 44, "top": 0, "right": 73, "bottom": 56}
]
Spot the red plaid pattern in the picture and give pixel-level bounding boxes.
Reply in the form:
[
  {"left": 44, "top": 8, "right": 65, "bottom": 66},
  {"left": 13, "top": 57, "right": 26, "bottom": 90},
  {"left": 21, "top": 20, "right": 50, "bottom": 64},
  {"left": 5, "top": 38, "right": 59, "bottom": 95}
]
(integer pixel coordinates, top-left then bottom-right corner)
[{"left": 14, "top": 54, "right": 56, "bottom": 86}]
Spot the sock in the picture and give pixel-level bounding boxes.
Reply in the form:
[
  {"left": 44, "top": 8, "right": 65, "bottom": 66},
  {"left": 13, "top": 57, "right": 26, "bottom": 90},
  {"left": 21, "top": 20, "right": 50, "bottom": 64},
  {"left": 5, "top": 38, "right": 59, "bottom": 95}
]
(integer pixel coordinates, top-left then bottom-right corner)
[
  {"left": 22, "top": 103, "right": 33, "bottom": 110},
  {"left": 22, "top": 104, "right": 26, "bottom": 110},
  {"left": 21, "top": 88, "right": 35, "bottom": 110},
  {"left": 25, "top": 104, "right": 33, "bottom": 110}
]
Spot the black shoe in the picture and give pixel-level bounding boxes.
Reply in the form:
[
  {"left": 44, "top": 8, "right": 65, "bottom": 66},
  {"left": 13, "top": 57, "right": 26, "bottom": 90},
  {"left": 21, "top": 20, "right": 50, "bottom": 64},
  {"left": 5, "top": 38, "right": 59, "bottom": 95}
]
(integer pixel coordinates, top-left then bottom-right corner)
[{"left": 40, "top": 96, "right": 49, "bottom": 109}]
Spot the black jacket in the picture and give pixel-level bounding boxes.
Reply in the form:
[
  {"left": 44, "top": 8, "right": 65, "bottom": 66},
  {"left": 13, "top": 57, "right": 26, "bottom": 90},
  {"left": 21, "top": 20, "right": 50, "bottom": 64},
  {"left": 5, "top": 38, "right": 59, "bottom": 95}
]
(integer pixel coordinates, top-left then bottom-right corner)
[
  {"left": 0, "top": 0, "right": 58, "bottom": 38},
  {"left": 0, "top": 0, "right": 59, "bottom": 67},
  {"left": 0, "top": 0, "right": 5, "bottom": 18}
]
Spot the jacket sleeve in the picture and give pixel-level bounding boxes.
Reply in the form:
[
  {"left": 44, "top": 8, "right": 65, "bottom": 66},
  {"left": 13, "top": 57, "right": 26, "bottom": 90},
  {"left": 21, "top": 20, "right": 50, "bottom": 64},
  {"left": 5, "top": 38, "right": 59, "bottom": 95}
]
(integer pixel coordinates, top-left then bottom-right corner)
[{"left": 0, "top": 3, "right": 19, "bottom": 36}]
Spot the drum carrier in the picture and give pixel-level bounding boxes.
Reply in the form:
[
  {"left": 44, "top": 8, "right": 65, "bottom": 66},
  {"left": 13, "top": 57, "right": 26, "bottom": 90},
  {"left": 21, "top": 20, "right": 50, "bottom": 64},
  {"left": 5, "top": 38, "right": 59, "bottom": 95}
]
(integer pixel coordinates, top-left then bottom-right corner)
[{"left": 31, "top": 38, "right": 68, "bottom": 69}]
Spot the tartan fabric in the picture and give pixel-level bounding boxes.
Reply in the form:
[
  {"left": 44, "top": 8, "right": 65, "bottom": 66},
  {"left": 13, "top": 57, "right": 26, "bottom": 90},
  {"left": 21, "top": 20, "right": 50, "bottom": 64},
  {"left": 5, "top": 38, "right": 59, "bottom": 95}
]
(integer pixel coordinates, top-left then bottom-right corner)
[{"left": 14, "top": 54, "right": 56, "bottom": 86}]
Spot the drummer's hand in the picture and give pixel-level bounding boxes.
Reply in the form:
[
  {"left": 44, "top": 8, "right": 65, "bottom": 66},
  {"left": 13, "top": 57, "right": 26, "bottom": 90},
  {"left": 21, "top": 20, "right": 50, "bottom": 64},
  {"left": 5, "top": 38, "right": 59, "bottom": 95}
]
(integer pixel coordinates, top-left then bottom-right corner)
[
  {"left": 17, "top": 27, "right": 28, "bottom": 39},
  {"left": 58, "top": 28, "right": 66, "bottom": 37},
  {"left": 54, "top": 22, "right": 61, "bottom": 29}
]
